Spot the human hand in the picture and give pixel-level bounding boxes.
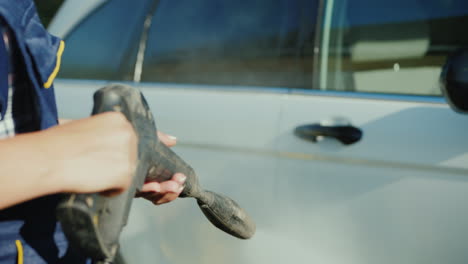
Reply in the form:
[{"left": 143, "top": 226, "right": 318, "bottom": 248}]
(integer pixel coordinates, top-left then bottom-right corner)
[
  {"left": 0, "top": 112, "right": 138, "bottom": 209},
  {"left": 136, "top": 131, "right": 186, "bottom": 205},
  {"left": 46, "top": 112, "right": 138, "bottom": 195},
  {"left": 0, "top": 114, "right": 185, "bottom": 209},
  {"left": 53, "top": 116, "right": 184, "bottom": 204}
]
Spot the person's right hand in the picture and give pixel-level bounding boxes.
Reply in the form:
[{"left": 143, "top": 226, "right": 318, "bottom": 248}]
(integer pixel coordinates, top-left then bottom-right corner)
[
  {"left": 43, "top": 112, "right": 137, "bottom": 195},
  {"left": 0, "top": 112, "right": 138, "bottom": 209}
]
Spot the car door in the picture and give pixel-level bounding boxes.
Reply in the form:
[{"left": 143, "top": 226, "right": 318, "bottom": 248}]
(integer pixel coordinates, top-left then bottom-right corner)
[
  {"left": 121, "top": 1, "right": 319, "bottom": 263},
  {"left": 274, "top": 1, "right": 468, "bottom": 264},
  {"left": 50, "top": 0, "right": 317, "bottom": 263},
  {"left": 51, "top": 0, "right": 468, "bottom": 263}
]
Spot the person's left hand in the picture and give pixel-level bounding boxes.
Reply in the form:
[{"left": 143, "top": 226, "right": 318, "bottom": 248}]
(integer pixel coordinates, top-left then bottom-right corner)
[{"left": 136, "top": 131, "right": 186, "bottom": 205}]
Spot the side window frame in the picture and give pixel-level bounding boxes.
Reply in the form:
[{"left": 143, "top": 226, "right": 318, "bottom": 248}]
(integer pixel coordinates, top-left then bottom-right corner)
[
  {"left": 59, "top": 0, "right": 153, "bottom": 81},
  {"left": 140, "top": 0, "right": 320, "bottom": 90},
  {"left": 314, "top": 0, "right": 468, "bottom": 98}
]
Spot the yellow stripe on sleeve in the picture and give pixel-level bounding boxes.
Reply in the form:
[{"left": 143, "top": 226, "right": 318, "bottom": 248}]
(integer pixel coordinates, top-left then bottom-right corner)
[
  {"left": 44, "top": 40, "right": 65, "bottom": 89},
  {"left": 15, "top": 240, "right": 23, "bottom": 264}
]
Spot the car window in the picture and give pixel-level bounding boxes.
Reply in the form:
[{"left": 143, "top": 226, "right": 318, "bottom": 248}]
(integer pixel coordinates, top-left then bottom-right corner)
[
  {"left": 323, "top": 0, "right": 468, "bottom": 96},
  {"left": 59, "top": 0, "right": 153, "bottom": 81},
  {"left": 141, "top": 0, "right": 319, "bottom": 89}
]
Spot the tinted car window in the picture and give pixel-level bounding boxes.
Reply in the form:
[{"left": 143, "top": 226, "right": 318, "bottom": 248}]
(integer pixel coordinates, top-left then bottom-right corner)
[
  {"left": 324, "top": 0, "right": 468, "bottom": 96},
  {"left": 59, "top": 0, "right": 152, "bottom": 80},
  {"left": 141, "top": 0, "right": 319, "bottom": 89}
]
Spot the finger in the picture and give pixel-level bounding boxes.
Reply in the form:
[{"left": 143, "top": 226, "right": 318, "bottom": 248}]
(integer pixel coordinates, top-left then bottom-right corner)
[
  {"left": 138, "top": 192, "right": 164, "bottom": 204},
  {"left": 136, "top": 182, "right": 164, "bottom": 202},
  {"left": 157, "top": 131, "right": 177, "bottom": 147},
  {"left": 137, "top": 180, "right": 184, "bottom": 205},
  {"left": 152, "top": 181, "right": 183, "bottom": 205},
  {"left": 158, "top": 180, "right": 184, "bottom": 194},
  {"left": 139, "top": 174, "right": 185, "bottom": 194},
  {"left": 155, "top": 192, "right": 180, "bottom": 205},
  {"left": 140, "top": 181, "right": 161, "bottom": 193},
  {"left": 172, "top": 173, "right": 187, "bottom": 185}
]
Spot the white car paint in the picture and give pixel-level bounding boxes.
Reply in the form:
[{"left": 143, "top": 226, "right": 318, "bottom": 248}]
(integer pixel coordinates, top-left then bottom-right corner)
[{"left": 49, "top": 0, "right": 468, "bottom": 263}]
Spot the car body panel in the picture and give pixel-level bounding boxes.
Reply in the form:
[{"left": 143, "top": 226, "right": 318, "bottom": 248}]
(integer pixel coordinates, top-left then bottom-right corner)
[
  {"left": 275, "top": 93, "right": 468, "bottom": 263},
  {"left": 49, "top": 0, "right": 468, "bottom": 263}
]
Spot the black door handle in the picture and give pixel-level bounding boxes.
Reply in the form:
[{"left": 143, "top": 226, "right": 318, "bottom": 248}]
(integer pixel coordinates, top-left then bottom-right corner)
[{"left": 294, "top": 124, "right": 363, "bottom": 145}]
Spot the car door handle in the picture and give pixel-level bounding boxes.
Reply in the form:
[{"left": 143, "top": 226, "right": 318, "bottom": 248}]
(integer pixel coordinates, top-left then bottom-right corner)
[{"left": 294, "top": 124, "right": 363, "bottom": 145}]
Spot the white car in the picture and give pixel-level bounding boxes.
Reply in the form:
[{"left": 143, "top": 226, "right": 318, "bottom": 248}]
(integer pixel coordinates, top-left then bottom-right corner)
[{"left": 49, "top": 0, "right": 468, "bottom": 263}]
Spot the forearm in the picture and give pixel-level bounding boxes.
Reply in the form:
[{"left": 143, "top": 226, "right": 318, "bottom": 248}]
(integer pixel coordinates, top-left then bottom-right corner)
[
  {"left": 0, "top": 113, "right": 182, "bottom": 210},
  {"left": 59, "top": 118, "right": 72, "bottom": 125},
  {"left": 0, "top": 130, "right": 63, "bottom": 209},
  {"left": 0, "top": 112, "right": 136, "bottom": 210}
]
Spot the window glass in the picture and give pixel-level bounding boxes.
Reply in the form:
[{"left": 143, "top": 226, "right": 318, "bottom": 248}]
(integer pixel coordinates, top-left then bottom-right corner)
[
  {"left": 141, "top": 0, "right": 318, "bottom": 89},
  {"left": 325, "top": 0, "right": 468, "bottom": 96},
  {"left": 59, "top": 0, "right": 152, "bottom": 80}
]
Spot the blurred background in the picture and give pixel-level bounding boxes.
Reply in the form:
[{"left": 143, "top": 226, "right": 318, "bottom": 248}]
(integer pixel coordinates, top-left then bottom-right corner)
[
  {"left": 31, "top": 1, "right": 468, "bottom": 264},
  {"left": 35, "top": 0, "right": 64, "bottom": 27}
]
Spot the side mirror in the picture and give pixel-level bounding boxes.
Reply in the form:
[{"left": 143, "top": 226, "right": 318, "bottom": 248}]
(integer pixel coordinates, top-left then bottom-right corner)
[{"left": 440, "top": 49, "right": 468, "bottom": 114}]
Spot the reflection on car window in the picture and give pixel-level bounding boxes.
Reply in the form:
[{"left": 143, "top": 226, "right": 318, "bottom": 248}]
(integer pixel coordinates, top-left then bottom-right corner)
[
  {"left": 324, "top": 0, "right": 468, "bottom": 96},
  {"left": 59, "top": 0, "right": 152, "bottom": 80},
  {"left": 141, "top": 0, "right": 319, "bottom": 89}
]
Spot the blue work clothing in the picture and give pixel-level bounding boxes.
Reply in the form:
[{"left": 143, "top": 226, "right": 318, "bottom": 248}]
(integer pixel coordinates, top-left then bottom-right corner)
[
  {"left": 0, "top": 0, "right": 90, "bottom": 263},
  {"left": 0, "top": 0, "right": 60, "bottom": 129}
]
